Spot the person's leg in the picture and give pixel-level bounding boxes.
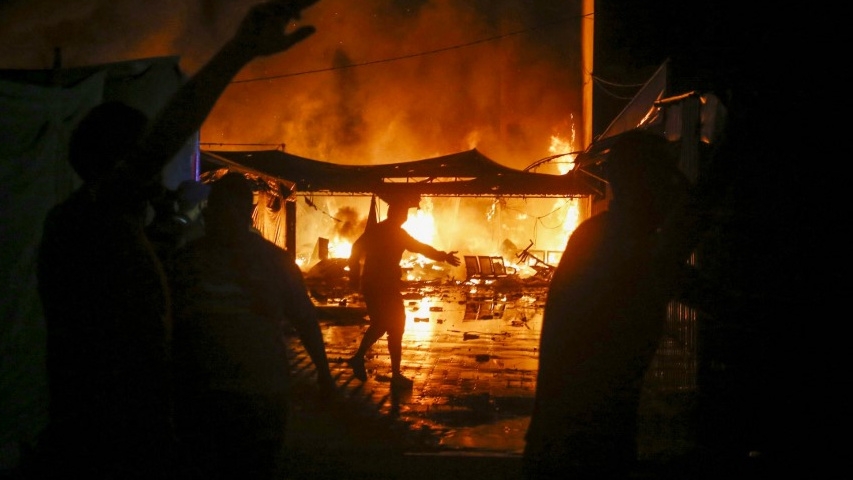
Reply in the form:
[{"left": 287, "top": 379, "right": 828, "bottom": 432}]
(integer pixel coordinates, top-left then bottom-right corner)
[
  {"left": 385, "top": 294, "right": 412, "bottom": 389},
  {"left": 354, "top": 322, "right": 385, "bottom": 358},
  {"left": 348, "top": 287, "right": 388, "bottom": 381},
  {"left": 387, "top": 329, "right": 403, "bottom": 376},
  {"left": 348, "top": 323, "right": 383, "bottom": 380}
]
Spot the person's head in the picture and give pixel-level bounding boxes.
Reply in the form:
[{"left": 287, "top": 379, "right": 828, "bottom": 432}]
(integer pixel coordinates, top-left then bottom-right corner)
[
  {"left": 386, "top": 202, "right": 411, "bottom": 226},
  {"left": 605, "top": 130, "right": 689, "bottom": 227},
  {"left": 176, "top": 179, "right": 211, "bottom": 220},
  {"left": 69, "top": 101, "right": 148, "bottom": 184},
  {"left": 380, "top": 191, "right": 420, "bottom": 226},
  {"left": 204, "top": 172, "right": 254, "bottom": 233}
]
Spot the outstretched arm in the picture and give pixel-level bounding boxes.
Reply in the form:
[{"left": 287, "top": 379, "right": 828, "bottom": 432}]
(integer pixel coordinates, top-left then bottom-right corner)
[
  {"left": 129, "top": 0, "right": 320, "bottom": 179},
  {"left": 402, "top": 232, "right": 461, "bottom": 266}
]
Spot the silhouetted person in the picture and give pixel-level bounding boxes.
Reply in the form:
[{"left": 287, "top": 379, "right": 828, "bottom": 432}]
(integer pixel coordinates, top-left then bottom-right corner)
[
  {"left": 34, "top": 1, "right": 322, "bottom": 477},
  {"left": 168, "top": 172, "right": 334, "bottom": 479},
  {"left": 523, "top": 130, "right": 700, "bottom": 479},
  {"left": 347, "top": 193, "right": 460, "bottom": 389}
]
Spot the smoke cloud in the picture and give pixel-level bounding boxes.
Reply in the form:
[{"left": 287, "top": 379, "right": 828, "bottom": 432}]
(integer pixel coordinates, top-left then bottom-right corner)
[
  {"left": 1, "top": 0, "right": 586, "bottom": 264},
  {"left": 0, "top": 0, "right": 583, "bottom": 168}
]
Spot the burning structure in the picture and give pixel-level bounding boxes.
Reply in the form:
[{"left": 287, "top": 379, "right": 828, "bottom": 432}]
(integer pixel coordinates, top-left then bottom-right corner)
[{"left": 201, "top": 146, "right": 597, "bottom": 281}]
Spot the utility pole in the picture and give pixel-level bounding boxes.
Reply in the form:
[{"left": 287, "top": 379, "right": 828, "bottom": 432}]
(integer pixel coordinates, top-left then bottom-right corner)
[{"left": 581, "top": 0, "right": 594, "bottom": 150}]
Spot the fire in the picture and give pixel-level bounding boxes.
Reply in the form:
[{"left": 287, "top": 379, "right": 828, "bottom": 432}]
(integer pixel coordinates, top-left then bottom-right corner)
[
  {"left": 402, "top": 200, "right": 436, "bottom": 245},
  {"left": 549, "top": 135, "right": 571, "bottom": 158},
  {"left": 294, "top": 126, "right": 587, "bottom": 275},
  {"left": 549, "top": 131, "right": 577, "bottom": 174},
  {"left": 321, "top": 202, "right": 438, "bottom": 261},
  {"left": 328, "top": 239, "right": 353, "bottom": 259},
  {"left": 547, "top": 131, "right": 581, "bottom": 237},
  {"left": 562, "top": 201, "right": 580, "bottom": 234}
]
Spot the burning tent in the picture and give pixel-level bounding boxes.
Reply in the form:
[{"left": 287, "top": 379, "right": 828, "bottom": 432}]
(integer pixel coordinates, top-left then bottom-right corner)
[{"left": 200, "top": 147, "right": 597, "bottom": 261}]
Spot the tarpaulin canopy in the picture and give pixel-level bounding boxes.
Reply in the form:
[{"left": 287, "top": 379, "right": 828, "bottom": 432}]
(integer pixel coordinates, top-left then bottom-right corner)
[{"left": 201, "top": 148, "right": 598, "bottom": 198}]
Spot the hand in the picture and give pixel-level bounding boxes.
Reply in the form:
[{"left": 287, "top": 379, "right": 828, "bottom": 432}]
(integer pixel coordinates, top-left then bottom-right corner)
[
  {"left": 234, "top": 0, "right": 320, "bottom": 57},
  {"left": 445, "top": 251, "right": 461, "bottom": 267}
]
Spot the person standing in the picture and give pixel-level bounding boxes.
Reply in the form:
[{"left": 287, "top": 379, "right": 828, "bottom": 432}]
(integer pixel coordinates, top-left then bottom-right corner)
[
  {"left": 34, "top": 2, "right": 322, "bottom": 478},
  {"left": 522, "top": 130, "right": 704, "bottom": 480},
  {"left": 168, "top": 172, "right": 334, "bottom": 479},
  {"left": 346, "top": 193, "right": 460, "bottom": 389}
]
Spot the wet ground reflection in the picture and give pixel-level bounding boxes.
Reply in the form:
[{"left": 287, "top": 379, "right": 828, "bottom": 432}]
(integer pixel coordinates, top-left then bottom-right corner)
[{"left": 309, "top": 283, "right": 548, "bottom": 454}]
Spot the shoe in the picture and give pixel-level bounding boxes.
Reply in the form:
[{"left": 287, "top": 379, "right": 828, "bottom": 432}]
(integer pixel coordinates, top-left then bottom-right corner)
[
  {"left": 390, "top": 374, "right": 414, "bottom": 390},
  {"left": 347, "top": 356, "right": 367, "bottom": 382}
]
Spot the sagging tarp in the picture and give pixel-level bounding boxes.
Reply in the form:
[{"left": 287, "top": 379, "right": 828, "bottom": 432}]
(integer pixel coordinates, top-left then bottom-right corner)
[{"left": 201, "top": 148, "right": 598, "bottom": 198}]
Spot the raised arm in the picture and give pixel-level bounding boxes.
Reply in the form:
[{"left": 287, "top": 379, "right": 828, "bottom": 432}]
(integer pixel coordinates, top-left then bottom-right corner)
[{"left": 129, "top": 0, "right": 320, "bottom": 179}]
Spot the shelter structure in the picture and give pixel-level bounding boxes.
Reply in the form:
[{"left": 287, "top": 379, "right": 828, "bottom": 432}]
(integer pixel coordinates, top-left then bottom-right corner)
[
  {"left": 200, "top": 62, "right": 724, "bottom": 259},
  {"left": 200, "top": 147, "right": 598, "bottom": 254},
  {"left": 201, "top": 147, "right": 595, "bottom": 199}
]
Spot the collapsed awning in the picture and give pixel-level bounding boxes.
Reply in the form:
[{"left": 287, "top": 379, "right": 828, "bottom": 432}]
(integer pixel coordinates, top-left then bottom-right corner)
[{"left": 200, "top": 148, "right": 598, "bottom": 198}]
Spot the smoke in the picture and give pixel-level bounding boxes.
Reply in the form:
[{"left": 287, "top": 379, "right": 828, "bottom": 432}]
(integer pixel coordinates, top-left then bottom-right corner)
[
  {"left": 1, "top": 0, "right": 583, "bottom": 168},
  {"left": 333, "top": 205, "right": 366, "bottom": 241},
  {"left": 2, "top": 0, "right": 586, "bottom": 263}
]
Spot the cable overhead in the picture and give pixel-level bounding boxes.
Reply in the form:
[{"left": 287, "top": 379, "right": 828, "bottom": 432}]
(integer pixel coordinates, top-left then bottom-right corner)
[
  {"left": 230, "top": 12, "right": 591, "bottom": 84},
  {"left": 589, "top": 74, "right": 646, "bottom": 88}
]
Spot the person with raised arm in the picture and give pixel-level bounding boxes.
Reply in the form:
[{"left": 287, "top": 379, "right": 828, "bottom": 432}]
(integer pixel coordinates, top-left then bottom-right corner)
[{"left": 34, "top": 2, "right": 322, "bottom": 478}]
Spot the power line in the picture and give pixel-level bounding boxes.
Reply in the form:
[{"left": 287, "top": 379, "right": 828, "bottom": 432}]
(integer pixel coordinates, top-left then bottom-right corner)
[
  {"left": 592, "top": 76, "right": 639, "bottom": 100},
  {"left": 230, "top": 12, "right": 591, "bottom": 84}
]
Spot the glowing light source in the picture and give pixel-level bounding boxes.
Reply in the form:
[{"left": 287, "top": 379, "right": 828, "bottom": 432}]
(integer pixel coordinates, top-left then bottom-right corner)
[{"left": 328, "top": 239, "right": 352, "bottom": 259}]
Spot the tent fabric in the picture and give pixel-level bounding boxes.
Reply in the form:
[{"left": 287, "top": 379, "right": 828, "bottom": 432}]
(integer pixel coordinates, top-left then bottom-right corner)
[
  {"left": 0, "top": 72, "right": 104, "bottom": 464},
  {"left": 201, "top": 148, "right": 597, "bottom": 198},
  {"left": 253, "top": 188, "right": 288, "bottom": 248},
  {"left": 0, "top": 56, "right": 190, "bottom": 467},
  {"left": 596, "top": 60, "right": 668, "bottom": 143}
]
